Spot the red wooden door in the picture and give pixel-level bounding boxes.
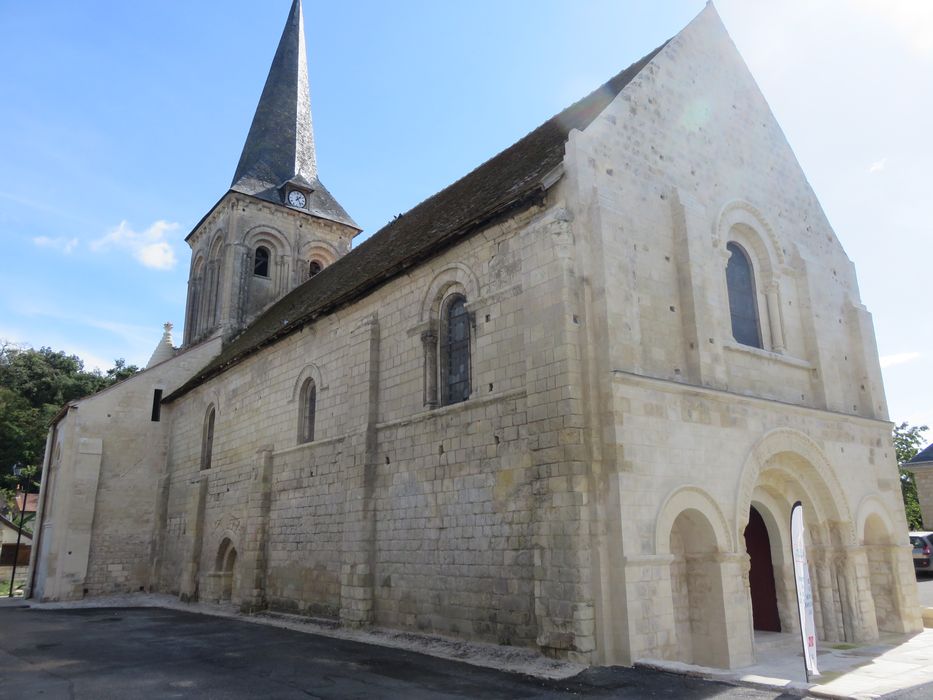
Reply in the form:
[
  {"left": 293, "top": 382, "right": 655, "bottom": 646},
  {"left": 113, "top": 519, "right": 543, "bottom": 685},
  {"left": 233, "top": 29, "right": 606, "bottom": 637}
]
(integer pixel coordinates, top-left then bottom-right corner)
[{"left": 744, "top": 507, "right": 781, "bottom": 632}]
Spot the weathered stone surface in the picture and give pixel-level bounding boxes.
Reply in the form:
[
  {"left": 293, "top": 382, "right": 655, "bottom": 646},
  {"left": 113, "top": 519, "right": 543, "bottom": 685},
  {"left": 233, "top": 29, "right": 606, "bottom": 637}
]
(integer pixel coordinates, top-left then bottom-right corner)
[{"left": 28, "top": 1, "right": 920, "bottom": 672}]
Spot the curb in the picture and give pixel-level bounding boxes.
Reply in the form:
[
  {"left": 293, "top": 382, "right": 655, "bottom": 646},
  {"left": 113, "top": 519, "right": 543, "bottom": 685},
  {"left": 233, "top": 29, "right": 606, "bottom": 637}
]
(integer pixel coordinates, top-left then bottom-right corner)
[
  {"left": 635, "top": 658, "right": 857, "bottom": 699},
  {"left": 922, "top": 607, "right": 933, "bottom": 628}
]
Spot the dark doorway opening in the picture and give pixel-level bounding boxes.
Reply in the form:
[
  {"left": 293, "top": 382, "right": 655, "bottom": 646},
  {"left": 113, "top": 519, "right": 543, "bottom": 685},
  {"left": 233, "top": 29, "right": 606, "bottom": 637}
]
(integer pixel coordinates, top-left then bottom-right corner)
[{"left": 744, "top": 506, "right": 781, "bottom": 632}]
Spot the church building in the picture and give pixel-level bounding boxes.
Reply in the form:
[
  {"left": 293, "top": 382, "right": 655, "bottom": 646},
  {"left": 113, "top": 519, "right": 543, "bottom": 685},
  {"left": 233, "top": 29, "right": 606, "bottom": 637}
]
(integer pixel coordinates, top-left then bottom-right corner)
[{"left": 27, "top": 0, "right": 920, "bottom": 669}]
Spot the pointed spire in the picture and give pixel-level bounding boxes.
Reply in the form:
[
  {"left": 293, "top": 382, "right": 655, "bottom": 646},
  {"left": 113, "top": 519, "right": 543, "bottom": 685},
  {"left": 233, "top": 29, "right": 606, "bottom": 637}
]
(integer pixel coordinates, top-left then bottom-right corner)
[
  {"left": 147, "top": 322, "right": 176, "bottom": 368},
  {"left": 230, "top": 0, "right": 357, "bottom": 229},
  {"left": 232, "top": 0, "right": 316, "bottom": 194}
]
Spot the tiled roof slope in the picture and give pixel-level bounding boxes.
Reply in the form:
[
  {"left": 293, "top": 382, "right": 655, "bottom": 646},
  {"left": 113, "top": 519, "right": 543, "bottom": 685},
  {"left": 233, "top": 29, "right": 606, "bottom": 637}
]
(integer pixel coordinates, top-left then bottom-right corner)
[
  {"left": 908, "top": 443, "right": 933, "bottom": 466},
  {"left": 166, "top": 41, "right": 668, "bottom": 402}
]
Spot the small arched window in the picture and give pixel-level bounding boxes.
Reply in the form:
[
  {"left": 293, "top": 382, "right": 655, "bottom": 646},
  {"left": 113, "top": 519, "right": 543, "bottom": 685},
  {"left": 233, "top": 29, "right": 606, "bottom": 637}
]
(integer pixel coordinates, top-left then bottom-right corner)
[
  {"left": 298, "top": 378, "right": 316, "bottom": 444},
  {"left": 254, "top": 246, "right": 270, "bottom": 277},
  {"left": 441, "top": 295, "right": 471, "bottom": 405},
  {"left": 308, "top": 260, "right": 323, "bottom": 278},
  {"left": 726, "top": 242, "right": 762, "bottom": 349},
  {"left": 201, "top": 406, "right": 216, "bottom": 470}
]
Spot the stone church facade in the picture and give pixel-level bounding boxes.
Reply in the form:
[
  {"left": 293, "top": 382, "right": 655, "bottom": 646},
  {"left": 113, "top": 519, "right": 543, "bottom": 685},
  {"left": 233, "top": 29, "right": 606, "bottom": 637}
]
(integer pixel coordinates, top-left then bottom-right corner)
[{"left": 27, "top": 1, "right": 920, "bottom": 668}]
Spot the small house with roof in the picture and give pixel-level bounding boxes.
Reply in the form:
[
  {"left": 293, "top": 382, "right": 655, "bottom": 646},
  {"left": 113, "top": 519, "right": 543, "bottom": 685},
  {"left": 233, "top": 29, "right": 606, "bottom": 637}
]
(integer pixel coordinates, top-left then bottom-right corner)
[
  {"left": 907, "top": 443, "right": 933, "bottom": 528},
  {"left": 1, "top": 513, "right": 32, "bottom": 583}
]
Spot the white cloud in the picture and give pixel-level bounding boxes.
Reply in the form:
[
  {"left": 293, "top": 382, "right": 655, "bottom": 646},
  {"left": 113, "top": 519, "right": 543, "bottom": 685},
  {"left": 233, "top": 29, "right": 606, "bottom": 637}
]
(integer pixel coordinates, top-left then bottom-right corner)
[
  {"left": 91, "top": 220, "right": 180, "bottom": 270},
  {"left": 868, "top": 158, "right": 887, "bottom": 173},
  {"left": 880, "top": 351, "right": 922, "bottom": 368},
  {"left": 68, "top": 348, "right": 114, "bottom": 374},
  {"left": 136, "top": 241, "right": 176, "bottom": 270},
  {"left": 33, "top": 236, "right": 79, "bottom": 253}
]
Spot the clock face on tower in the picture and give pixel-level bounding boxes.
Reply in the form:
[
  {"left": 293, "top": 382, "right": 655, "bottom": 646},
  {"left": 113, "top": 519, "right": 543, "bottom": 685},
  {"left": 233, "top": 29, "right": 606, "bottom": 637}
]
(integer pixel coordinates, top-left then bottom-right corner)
[{"left": 288, "top": 190, "right": 307, "bottom": 208}]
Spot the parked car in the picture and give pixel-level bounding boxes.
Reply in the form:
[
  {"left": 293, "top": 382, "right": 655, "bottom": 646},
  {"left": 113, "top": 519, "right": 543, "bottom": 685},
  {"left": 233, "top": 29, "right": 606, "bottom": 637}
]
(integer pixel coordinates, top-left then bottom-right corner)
[{"left": 910, "top": 531, "right": 933, "bottom": 573}]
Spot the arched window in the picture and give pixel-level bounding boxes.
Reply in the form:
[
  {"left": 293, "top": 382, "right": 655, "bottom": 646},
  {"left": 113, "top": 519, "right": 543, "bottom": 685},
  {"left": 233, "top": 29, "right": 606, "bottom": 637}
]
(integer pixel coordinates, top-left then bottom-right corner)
[
  {"left": 253, "top": 246, "right": 270, "bottom": 277},
  {"left": 440, "top": 295, "right": 471, "bottom": 405},
  {"left": 201, "top": 406, "right": 216, "bottom": 470},
  {"left": 726, "top": 242, "right": 762, "bottom": 349},
  {"left": 308, "top": 260, "right": 322, "bottom": 278},
  {"left": 298, "top": 378, "right": 316, "bottom": 443}
]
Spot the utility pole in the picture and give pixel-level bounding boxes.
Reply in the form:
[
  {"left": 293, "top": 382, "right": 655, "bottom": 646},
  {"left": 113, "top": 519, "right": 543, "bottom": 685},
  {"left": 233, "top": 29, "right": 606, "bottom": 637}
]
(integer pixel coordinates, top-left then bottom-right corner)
[{"left": 7, "top": 464, "right": 28, "bottom": 598}]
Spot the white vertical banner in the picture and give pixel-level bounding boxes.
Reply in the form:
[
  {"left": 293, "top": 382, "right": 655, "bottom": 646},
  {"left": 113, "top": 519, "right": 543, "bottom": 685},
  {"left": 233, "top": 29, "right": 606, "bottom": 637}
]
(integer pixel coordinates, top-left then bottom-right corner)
[{"left": 790, "top": 501, "right": 820, "bottom": 679}]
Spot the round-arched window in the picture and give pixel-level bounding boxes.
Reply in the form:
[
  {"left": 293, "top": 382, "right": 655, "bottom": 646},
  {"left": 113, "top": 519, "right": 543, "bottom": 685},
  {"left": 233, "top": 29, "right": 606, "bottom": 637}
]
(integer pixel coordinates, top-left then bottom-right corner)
[
  {"left": 254, "top": 246, "right": 270, "bottom": 277},
  {"left": 441, "top": 295, "right": 471, "bottom": 405},
  {"left": 725, "top": 242, "right": 762, "bottom": 348}
]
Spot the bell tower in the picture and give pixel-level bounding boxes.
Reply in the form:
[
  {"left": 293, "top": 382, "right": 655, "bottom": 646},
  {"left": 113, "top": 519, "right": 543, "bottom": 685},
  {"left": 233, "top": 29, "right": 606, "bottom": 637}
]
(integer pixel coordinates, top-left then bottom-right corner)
[{"left": 182, "top": 0, "right": 359, "bottom": 347}]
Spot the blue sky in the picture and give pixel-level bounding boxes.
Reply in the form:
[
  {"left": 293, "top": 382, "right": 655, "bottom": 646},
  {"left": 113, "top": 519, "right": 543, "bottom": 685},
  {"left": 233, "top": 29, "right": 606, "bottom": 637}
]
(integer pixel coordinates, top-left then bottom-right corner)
[{"left": 2, "top": 1, "right": 931, "bottom": 432}]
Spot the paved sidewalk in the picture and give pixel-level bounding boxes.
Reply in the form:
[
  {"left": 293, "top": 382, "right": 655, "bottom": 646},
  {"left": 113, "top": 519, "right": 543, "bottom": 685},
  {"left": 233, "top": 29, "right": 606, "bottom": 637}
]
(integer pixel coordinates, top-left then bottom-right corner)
[{"left": 642, "top": 628, "right": 933, "bottom": 699}]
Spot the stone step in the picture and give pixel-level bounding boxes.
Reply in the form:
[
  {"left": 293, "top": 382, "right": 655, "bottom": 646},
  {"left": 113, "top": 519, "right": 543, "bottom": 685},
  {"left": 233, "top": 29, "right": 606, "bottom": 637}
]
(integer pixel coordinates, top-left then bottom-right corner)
[
  {"left": 253, "top": 609, "right": 340, "bottom": 629},
  {"left": 754, "top": 631, "right": 802, "bottom": 655}
]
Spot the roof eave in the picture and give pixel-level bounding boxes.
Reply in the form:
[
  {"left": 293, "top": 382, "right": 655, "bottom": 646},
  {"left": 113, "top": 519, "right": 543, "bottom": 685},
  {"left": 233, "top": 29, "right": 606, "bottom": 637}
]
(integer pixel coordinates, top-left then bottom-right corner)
[
  {"left": 164, "top": 182, "right": 551, "bottom": 404},
  {"left": 183, "top": 189, "right": 362, "bottom": 245}
]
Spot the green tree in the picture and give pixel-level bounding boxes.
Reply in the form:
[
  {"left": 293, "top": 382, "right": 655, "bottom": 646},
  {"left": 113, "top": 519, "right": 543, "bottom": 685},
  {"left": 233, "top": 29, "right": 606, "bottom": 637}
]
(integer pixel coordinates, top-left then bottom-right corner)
[
  {"left": 0, "top": 341, "right": 139, "bottom": 512},
  {"left": 105, "top": 358, "right": 140, "bottom": 384},
  {"left": 895, "top": 422, "right": 929, "bottom": 531}
]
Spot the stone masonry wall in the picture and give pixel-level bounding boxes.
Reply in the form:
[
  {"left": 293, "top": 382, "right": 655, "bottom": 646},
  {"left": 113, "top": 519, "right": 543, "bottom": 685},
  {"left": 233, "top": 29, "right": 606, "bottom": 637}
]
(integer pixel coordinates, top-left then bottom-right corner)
[
  {"left": 158, "top": 199, "right": 585, "bottom": 652},
  {"left": 28, "top": 337, "right": 222, "bottom": 601},
  {"left": 566, "top": 5, "right": 887, "bottom": 421},
  {"left": 554, "top": 5, "right": 911, "bottom": 664}
]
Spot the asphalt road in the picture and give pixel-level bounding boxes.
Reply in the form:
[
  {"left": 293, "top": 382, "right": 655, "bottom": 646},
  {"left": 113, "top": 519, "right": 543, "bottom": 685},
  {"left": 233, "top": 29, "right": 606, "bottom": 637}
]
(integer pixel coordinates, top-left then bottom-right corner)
[{"left": 0, "top": 606, "right": 797, "bottom": 699}]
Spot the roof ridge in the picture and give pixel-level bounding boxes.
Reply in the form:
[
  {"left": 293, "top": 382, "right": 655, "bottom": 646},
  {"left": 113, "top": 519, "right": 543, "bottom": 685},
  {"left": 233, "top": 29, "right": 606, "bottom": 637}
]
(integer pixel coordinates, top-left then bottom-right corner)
[
  {"left": 376, "top": 41, "right": 671, "bottom": 233},
  {"left": 166, "top": 39, "right": 669, "bottom": 402}
]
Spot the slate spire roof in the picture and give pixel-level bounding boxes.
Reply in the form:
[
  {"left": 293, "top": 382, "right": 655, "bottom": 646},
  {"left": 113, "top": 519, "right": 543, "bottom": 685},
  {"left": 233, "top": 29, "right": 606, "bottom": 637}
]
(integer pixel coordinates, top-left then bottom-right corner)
[{"left": 230, "top": 0, "right": 356, "bottom": 228}]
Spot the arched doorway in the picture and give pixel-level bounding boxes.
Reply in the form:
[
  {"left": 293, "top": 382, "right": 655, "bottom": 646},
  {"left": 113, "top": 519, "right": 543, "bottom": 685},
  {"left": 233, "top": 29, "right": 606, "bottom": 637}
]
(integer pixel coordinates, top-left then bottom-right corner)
[
  {"left": 669, "top": 509, "right": 729, "bottom": 667},
  {"left": 736, "top": 432, "right": 858, "bottom": 643},
  {"left": 744, "top": 506, "right": 781, "bottom": 632},
  {"left": 215, "top": 538, "right": 237, "bottom": 602}
]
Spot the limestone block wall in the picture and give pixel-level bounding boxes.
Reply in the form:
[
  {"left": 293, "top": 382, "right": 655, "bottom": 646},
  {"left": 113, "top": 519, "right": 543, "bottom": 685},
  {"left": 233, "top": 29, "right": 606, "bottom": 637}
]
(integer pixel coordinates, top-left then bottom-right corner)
[
  {"left": 28, "top": 336, "right": 222, "bottom": 601},
  {"left": 562, "top": 3, "right": 887, "bottom": 422},
  {"left": 541, "top": 7, "right": 914, "bottom": 665},
  {"left": 26, "top": 423, "right": 96, "bottom": 601},
  {"left": 371, "top": 391, "right": 533, "bottom": 643},
  {"left": 601, "top": 373, "right": 917, "bottom": 663},
  {"left": 158, "top": 198, "right": 589, "bottom": 653},
  {"left": 262, "top": 439, "right": 347, "bottom": 616},
  {"left": 184, "top": 192, "right": 356, "bottom": 346}
]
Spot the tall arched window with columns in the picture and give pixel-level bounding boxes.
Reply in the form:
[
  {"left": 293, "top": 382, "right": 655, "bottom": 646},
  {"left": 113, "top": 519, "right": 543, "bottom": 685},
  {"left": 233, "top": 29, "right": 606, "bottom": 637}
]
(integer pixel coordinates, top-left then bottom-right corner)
[
  {"left": 419, "top": 267, "right": 479, "bottom": 409},
  {"left": 726, "top": 242, "right": 763, "bottom": 349},
  {"left": 440, "top": 294, "right": 471, "bottom": 405}
]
